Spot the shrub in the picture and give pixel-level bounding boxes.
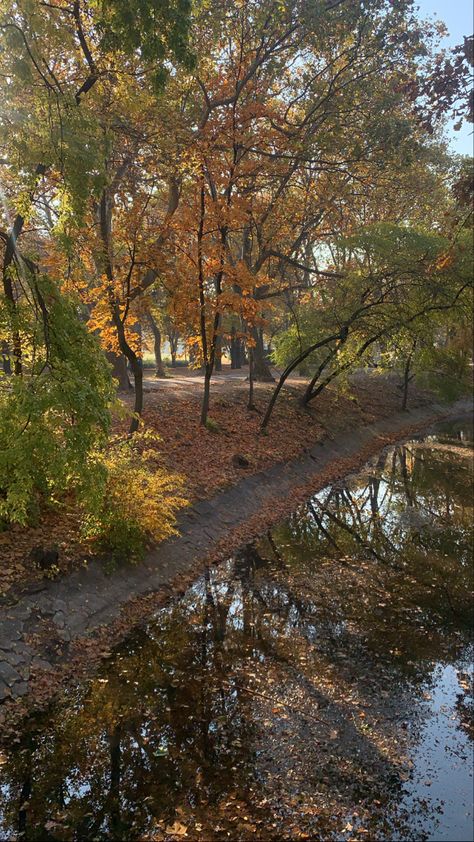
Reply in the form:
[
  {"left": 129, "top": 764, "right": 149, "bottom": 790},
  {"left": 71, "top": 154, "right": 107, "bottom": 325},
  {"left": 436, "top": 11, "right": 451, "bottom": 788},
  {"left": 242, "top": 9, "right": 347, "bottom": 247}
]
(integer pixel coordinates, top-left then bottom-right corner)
[
  {"left": 204, "top": 417, "right": 221, "bottom": 433},
  {"left": 0, "top": 276, "right": 185, "bottom": 562},
  {"left": 81, "top": 431, "right": 186, "bottom": 562},
  {"left": 0, "top": 276, "right": 114, "bottom": 526},
  {"left": 416, "top": 347, "right": 472, "bottom": 403}
]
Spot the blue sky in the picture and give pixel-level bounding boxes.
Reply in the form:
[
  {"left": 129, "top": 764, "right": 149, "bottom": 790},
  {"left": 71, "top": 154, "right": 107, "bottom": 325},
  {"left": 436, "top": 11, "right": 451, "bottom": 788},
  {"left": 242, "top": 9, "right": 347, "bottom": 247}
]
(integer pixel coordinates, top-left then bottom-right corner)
[{"left": 415, "top": 0, "right": 473, "bottom": 156}]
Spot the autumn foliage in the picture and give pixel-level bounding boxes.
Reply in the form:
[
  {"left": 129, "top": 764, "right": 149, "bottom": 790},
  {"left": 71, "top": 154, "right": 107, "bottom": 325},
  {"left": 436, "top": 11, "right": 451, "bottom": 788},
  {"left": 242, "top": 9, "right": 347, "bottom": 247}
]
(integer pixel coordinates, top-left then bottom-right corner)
[{"left": 0, "top": 0, "right": 472, "bottom": 563}]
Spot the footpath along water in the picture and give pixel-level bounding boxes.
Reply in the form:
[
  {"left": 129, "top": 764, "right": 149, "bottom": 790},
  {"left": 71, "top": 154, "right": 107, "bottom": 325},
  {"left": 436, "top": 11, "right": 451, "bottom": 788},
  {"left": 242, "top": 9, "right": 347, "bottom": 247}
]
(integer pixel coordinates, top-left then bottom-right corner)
[{"left": 0, "top": 416, "right": 472, "bottom": 840}]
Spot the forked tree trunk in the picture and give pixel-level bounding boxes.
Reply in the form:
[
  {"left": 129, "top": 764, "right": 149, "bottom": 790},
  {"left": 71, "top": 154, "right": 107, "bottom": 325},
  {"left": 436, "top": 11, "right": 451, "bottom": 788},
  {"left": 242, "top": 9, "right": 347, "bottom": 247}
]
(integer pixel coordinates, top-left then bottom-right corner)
[
  {"left": 260, "top": 330, "right": 341, "bottom": 431},
  {"left": 166, "top": 327, "right": 179, "bottom": 366},
  {"left": 99, "top": 189, "right": 143, "bottom": 434},
  {"left": 111, "top": 324, "right": 143, "bottom": 433}
]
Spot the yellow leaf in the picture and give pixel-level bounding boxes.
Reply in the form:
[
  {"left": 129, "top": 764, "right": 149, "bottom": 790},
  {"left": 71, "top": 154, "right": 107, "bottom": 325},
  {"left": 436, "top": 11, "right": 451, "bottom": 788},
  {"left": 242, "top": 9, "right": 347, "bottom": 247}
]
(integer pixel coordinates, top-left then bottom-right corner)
[{"left": 165, "top": 821, "right": 188, "bottom": 836}]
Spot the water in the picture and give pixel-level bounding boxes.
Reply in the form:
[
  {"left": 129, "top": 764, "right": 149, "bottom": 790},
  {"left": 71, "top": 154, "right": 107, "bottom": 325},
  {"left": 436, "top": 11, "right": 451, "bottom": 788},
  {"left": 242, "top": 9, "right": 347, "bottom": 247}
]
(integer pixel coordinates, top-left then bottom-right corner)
[{"left": 0, "top": 417, "right": 472, "bottom": 841}]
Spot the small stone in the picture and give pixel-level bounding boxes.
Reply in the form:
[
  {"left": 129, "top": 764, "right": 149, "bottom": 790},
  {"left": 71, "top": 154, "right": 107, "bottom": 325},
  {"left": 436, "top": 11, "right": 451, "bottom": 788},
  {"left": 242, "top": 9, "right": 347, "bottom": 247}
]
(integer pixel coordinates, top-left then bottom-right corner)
[
  {"left": 29, "top": 545, "right": 59, "bottom": 571},
  {"left": 31, "top": 657, "right": 55, "bottom": 673},
  {"left": 12, "top": 681, "right": 28, "bottom": 697},
  {"left": 53, "top": 612, "right": 65, "bottom": 629},
  {"left": 232, "top": 453, "right": 250, "bottom": 468},
  {"left": 0, "top": 678, "right": 11, "bottom": 701},
  {"left": 0, "top": 661, "right": 21, "bottom": 686},
  {"left": 0, "top": 621, "right": 22, "bottom": 642},
  {"left": 2, "top": 650, "right": 22, "bottom": 667},
  {"left": 53, "top": 599, "right": 67, "bottom": 613}
]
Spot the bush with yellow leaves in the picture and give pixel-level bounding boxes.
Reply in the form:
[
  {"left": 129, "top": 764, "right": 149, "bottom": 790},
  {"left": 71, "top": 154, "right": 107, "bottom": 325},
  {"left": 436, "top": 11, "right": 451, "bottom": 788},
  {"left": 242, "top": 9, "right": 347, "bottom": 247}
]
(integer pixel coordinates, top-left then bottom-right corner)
[{"left": 81, "top": 430, "right": 186, "bottom": 562}]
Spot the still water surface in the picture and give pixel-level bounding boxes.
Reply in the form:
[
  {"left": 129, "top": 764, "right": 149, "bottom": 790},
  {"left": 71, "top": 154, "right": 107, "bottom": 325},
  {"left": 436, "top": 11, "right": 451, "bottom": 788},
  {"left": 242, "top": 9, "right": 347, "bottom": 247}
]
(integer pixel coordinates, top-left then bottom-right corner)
[{"left": 0, "top": 417, "right": 472, "bottom": 840}]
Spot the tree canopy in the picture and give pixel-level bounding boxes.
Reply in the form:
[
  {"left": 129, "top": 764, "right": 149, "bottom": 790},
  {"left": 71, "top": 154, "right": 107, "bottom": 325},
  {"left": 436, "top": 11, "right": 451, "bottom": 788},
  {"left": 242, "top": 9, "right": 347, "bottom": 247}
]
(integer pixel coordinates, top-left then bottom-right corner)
[{"left": 0, "top": 0, "right": 472, "bottom": 554}]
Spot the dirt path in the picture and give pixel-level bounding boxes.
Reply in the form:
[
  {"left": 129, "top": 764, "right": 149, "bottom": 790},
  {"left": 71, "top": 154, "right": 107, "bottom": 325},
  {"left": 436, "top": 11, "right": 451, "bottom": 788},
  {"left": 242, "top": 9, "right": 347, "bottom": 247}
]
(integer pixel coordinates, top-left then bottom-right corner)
[
  {"left": 143, "top": 364, "right": 251, "bottom": 392},
  {"left": 141, "top": 362, "right": 303, "bottom": 398},
  {"left": 0, "top": 397, "right": 471, "bottom": 729}
]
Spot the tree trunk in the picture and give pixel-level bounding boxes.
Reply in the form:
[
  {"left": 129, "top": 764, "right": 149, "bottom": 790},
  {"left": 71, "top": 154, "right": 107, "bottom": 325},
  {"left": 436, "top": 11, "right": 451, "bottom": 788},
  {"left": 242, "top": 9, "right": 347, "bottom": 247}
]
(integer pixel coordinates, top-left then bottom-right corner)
[
  {"left": 2, "top": 262, "right": 22, "bottom": 376},
  {"left": 230, "top": 326, "right": 237, "bottom": 369},
  {"left": 99, "top": 189, "right": 143, "bottom": 433},
  {"left": 128, "top": 355, "right": 143, "bottom": 432},
  {"left": 260, "top": 330, "right": 341, "bottom": 431},
  {"left": 148, "top": 313, "right": 167, "bottom": 377},
  {"left": 198, "top": 181, "right": 212, "bottom": 426},
  {"left": 401, "top": 360, "right": 410, "bottom": 411},
  {"left": 201, "top": 364, "right": 212, "bottom": 425},
  {"left": 230, "top": 326, "right": 242, "bottom": 369},
  {"left": 111, "top": 328, "right": 143, "bottom": 434},
  {"left": 197, "top": 181, "right": 227, "bottom": 424},
  {"left": 302, "top": 344, "right": 339, "bottom": 404},
  {"left": 1, "top": 201, "right": 40, "bottom": 377},
  {"left": 107, "top": 351, "right": 131, "bottom": 391},
  {"left": 252, "top": 326, "right": 274, "bottom": 381},
  {"left": 167, "top": 328, "right": 179, "bottom": 366},
  {"left": 1, "top": 341, "right": 11, "bottom": 375},
  {"left": 402, "top": 340, "right": 417, "bottom": 411},
  {"left": 236, "top": 338, "right": 243, "bottom": 367},
  {"left": 247, "top": 347, "right": 256, "bottom": 410},
  {"left": 215, "top": 335, "right": 222, "bottom": 371},
  {"left": 154, "top": 328, "right": 166, "bottom": 378}
]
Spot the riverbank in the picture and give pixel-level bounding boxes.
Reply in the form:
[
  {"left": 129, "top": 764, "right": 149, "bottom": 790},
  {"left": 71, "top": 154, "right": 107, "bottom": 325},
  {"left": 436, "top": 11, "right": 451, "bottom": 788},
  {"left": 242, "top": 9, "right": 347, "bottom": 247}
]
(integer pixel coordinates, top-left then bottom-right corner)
[
  {"left": 0, "top": 372, "right": 438, "bottom": 595},
  {"left": 0, "top": 392, "right": 471, "bottom": 737}
]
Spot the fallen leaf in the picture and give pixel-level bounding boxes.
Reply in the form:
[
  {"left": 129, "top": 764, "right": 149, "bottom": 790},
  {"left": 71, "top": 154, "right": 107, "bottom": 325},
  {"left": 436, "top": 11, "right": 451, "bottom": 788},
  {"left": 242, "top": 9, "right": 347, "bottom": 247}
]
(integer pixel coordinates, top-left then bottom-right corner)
[{"left": 165, "top": 821, "right": 188, "bottom": 836}]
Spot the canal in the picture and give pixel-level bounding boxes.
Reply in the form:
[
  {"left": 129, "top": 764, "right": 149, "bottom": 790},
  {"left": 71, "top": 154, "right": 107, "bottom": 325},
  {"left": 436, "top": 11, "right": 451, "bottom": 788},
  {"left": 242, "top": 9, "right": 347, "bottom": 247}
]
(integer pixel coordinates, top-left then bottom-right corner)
[{"left": 0, "top": 417, "right": 472, "bottom": 840}]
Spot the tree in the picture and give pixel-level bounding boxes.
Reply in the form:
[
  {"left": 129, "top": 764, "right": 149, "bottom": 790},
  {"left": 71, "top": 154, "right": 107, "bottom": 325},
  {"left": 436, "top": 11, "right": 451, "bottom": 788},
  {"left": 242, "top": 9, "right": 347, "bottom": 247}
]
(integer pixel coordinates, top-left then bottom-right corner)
[
  {"left": 0, "top": 0, "right": 194, "bottom": 433},
  {"left": 0, "top": 0, "right": 190, "bottom": 545},
  {"left": 263, "top": 224, "right": 472, "bottom": 429}
]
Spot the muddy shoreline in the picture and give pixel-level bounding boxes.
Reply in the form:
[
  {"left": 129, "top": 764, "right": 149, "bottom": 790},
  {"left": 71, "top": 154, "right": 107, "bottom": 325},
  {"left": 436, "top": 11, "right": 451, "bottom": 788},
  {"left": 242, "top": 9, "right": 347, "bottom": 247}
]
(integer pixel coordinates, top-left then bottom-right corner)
[{"left": 0, "top": 397, "right": 472, "bottom": 734}]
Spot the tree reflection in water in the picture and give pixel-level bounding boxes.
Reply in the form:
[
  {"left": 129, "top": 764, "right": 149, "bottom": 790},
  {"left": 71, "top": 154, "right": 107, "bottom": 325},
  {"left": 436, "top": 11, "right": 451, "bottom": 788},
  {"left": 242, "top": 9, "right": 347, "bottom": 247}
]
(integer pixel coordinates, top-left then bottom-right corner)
[{"left": 0, "top": 419, "right": 472, "bottom": 841}]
